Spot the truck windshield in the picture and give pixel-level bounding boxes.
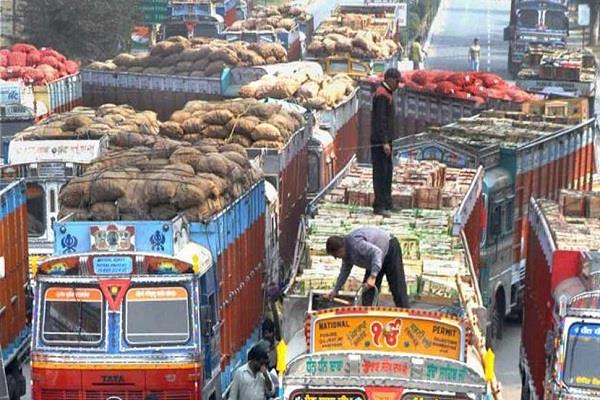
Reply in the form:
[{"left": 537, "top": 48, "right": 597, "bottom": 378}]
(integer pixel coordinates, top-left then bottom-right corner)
[
  {"left": 42, "top": 287, "right": 104, "bottom": 345},
  {"left": 545, "top": 11, "right": 568, "bottom": 31},
  {"left": 124, "top": 287, "right": 191, "bottom": 346},
  {"left": 26, "top": 183, "right": 46, "bottom": 237},
  {"left": 517, "top": 10, "right": 539, "bottom": 29},
  {"left": 563, "top": 322, "right": 600, "bottom": 390}
]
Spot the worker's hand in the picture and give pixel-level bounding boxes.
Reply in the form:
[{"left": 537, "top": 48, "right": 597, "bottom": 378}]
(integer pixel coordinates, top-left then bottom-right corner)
[
  {"left": 260, "top": 364, "right": 269, "bottom": 375},
  {"left": 383, "top": 143, "right": 392, "bottom": 157},
  {"left": 365, "top": 276, "right": 376, "bottom": 289},
  {"left": 326, "top": 290, "right": 337, "bottom": 301}
]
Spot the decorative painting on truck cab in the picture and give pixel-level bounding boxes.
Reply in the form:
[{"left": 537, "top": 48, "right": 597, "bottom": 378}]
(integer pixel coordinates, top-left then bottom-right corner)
[
  {"left": 289, "top": 389, "right": 366, "bottom": 400},
  {"left": 309, "top": 309, "right": 464, "bottom": 361},
  {"left": 90, "top": 224, "right": 135, "bottom": 252},
  {"left": 397, "top": 145, "right": 469, "bottom": 169}
]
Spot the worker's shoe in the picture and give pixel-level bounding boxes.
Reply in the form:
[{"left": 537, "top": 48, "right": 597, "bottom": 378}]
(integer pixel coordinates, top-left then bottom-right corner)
[{"left": 373, "top": 209, "right": 392, "bottom": 218}]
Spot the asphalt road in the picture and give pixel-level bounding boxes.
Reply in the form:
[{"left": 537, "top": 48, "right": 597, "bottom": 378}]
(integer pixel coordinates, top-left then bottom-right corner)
[{"left": 426, "top": 0, "right": 511, "bottom": 79}]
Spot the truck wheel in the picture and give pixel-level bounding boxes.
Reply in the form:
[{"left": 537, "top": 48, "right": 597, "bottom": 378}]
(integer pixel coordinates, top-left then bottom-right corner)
[
  {"left": 7, "top": 374, "right": 19, "bottom": 400},
  {"left": 521, "top": 379, "right": 530, "bottom": 400}
]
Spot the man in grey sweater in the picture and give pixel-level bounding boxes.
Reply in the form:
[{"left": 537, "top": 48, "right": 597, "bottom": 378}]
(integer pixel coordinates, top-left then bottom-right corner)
[{"left": 326, "top": 227, "right": 409, "bottom": 308}]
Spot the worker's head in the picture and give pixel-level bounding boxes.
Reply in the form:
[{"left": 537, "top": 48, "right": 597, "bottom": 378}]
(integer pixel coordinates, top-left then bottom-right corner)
[
  {"left": 326, "top": 235, "right": 346, "bottom": 259},
  {"left": 474, "top": 38, "right": 480, "bottom": 45},
  {"left": 248, "top": 344, "right": 269, "bottom": 372},
  {"left": 383, "top": 68, "right": 401, "bottom": 91},
  {"left": 262, "top": 318, "right": 276, "bottom": 344}
]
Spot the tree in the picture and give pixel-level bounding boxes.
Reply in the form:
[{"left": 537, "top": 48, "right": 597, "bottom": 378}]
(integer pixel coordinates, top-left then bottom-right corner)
[{"left": 18, "top": 0, "right": 141, "bottom": 61}]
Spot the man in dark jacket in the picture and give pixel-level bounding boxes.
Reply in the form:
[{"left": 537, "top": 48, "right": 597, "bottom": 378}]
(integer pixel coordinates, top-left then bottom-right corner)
[{"left": 371, "top": 68, "right": 401, "bottom": 218}]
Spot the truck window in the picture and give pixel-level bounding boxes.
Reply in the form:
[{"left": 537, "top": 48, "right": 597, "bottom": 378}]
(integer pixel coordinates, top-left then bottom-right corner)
[
  {"left": 563, "top": 322, "right": 600, "bottom": 390},
  {"left": 26, "top": 183, "right": 46, "bottom": 237},
  {"left": 517, "top": 10, "right": 539, "bottom": 29},
  {"left": 42, "top": 287, "right": 103, "bottom": 345},
  {"left": 544, "top": 10, "right": 568, "bottom": 31},
  {"left": 505, "top": 199, "right": 514, "bottom": 233},
  {"left": 330, "top": 61, "right": 350, "bottom": 73},
  {"left": 124, "top": 287, "right": 191, "bottom": 345}
]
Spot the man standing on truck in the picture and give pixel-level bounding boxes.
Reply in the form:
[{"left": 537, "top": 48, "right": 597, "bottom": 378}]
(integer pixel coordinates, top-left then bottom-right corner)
[
  {"left": 229, "top": 345, "right": 274, "bottom": 400},
  {"left": 371, "top": 68, "right": 401, "bottom": 218},
  {"left": 469, "top": 38, "right": 481, "bottom": 71},
  {"left": 326, "top": 227, "right": 409, "bottom": 308}
]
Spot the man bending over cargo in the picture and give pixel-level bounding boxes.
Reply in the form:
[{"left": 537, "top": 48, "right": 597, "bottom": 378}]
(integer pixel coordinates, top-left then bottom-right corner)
[
  {"left": 371, "top": 68, "right": 401, "bottom": 218},
  {"left": 326, "top": 227, "right": 409, "bottom": 308}
]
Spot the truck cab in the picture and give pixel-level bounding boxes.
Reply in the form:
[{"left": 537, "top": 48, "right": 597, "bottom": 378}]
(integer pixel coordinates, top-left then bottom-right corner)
[
  {"left": 30, "top": 216, "right": 222, "bottom": 400},
  {"left": 541, "top": 256, "right": 600, "bottom": 399},
  {"left": 0, "top": 136, "right": 109, "bottom": 258},
  {"left": 162, "top": 15, "right": 225, "bottom": 39},
  {"left": 505, "top": 0, "right": 568, "bottom": 75}
]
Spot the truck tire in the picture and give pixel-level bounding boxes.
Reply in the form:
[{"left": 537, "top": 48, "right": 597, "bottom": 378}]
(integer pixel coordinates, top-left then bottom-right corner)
[
  {"left": 521, "top": 379, "right": 530, "bottom": 400},
  {"left": 7, "top": 374, "right": 19, "bottom": 400}
]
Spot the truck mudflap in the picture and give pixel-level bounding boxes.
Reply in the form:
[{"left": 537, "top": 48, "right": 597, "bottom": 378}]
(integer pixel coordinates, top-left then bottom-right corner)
[{"left": 283, "top": 352, "right": 487, "bottom": 398}]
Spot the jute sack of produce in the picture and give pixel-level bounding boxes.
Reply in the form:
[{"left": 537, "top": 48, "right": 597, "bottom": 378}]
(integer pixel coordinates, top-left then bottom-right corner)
[
  {"left": 159, "top": 121, "right": 185, "bottom": 139},
  {"left": 90, "top": 168, "right": 139, "bottom": 203},
  {"left": 196, "top": 173, "right": 228, "bottom": 197},
  {"left": 230, "top": 134, "right": 253, "bottom": 147},
  {"left": 219, "top": 143, "right": 248, "bottom": 158},
  {"left": 116, "top": 179, "right": 148, "bottom": 216},
  {"left": 204, "top": 125, "right": 229, "bottom": 140},
  {"left": 62, "top": 115, "right": 94, "bottom": 131},
  {"left": 170, "top": 110, "right": 192, "bottom": 124},
  {"left": 169, "top": 145, "right": 203, "bottom": 166},
  {"left": 172, "top": 176, "right": 214, "bottom": 209},
  {"left": 113, "top": 53, "right": 137, "bottom": 67},
  {"left": 150, "top": 204, "right": 179, "bottom": 220},
  {"left": 182, "top": 117, "right": 205, "bottom": 135},
  {"left": 135, "top": 158, "right": 170, "bottom": 172},
  {"left": 113, "top": 131, "right": 147, "bottom": 148},
  {"left": 193, "top": 153, "right": 236, "bottom": 177},
  {"left": 58, "top": 207, "right": 90, "bottom": 221},
  {"left": 90, "top": 202, "right": 118, "bottom": 221},
  {"left": 59, "top": 174, "right": 94, "bottom": 207},
  {"left": 182, "top": 196, "right": 226, "bottom": 221},
  {"left": 203, "top": 110, "right": 234, "bottom": 126},
  {"left": 252, "top": 140, "right": 283, "bottom": 149},
  {"left": 143, "top": 171, "right": 180, "bottom": 206},
  {"left": 251, "top": 123, "right": 281, "bottom": 141},
  {"left": 153, "top": 138, "right": 182, "bottom": 158},
  {"left": 220, "top": 151, "right": 250, "bottom": 169}
]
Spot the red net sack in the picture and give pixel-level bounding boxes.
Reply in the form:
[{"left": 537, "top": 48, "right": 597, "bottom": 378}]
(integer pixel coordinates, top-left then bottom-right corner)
[
  {"left": 8, "top": 52, "right": 27, "bottom": 67},
  {"left": 11, "top": 43, "right": 38, "bottom": 54}
]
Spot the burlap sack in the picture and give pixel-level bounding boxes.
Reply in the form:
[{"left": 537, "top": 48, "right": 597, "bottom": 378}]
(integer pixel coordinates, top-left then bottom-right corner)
[{"left": 251, "top": 123, "right": 281, "bottom": 141}]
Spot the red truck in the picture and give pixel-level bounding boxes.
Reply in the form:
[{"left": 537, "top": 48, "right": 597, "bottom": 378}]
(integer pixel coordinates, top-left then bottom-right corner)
[
  {"left": 0, "top": 179, "right": 29, "bottom": 400},
  {"left": 521, "top": 191, "right": 600, "bottom": 399}
]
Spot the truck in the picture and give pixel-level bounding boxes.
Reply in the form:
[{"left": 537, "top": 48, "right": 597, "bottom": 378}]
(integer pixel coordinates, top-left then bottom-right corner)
[
  {"left": 282, "top": 159, "right": 500, "bottom": 399},
  {"left": 516, "top": 47, "right": 597, "bottom": 113},
  {"left": 504, "top": 0, "right": 569, "bottom": 75},
  {"left": 357, "top": 75, "right": 526, "bottom": 164},
  {"left": 0, "top": 75, "right": 83, "bottom": 163},
  {"left": 161, "top": 15, "right": 225, "bottom": 39},
  {"left": 393, "top": 110, "right": 597, "bottom": 346},
  {"left": 223, "top": 25, "right": 303, "bottom": 61},
  {"left": 0, "top": 179, "right": 30, "bottom": 400},
  {"left": 0, "top": 136, "right": 109, "bottom": 258},
  {"left": 30, "top": 179, "right": 274, "bottom": 399},
  {"left": 520, "top": 191, "right": 600, "bottom": 399},
  {"left": 169, "top": 0, "right": 239, "bottom": 27}
]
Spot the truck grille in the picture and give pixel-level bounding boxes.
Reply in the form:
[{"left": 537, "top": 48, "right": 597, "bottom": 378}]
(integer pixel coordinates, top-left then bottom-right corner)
[
  {"left": 85, "top": 392, "right": 143, "bottom": 400},
  {"left": 40, "top": 390, "right": 79, "bottom": 400}
]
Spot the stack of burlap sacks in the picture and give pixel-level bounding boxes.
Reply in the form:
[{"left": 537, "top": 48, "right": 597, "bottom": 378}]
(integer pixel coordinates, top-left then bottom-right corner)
[
  {"left": 252, "top": 4, "right": 312, "bottom": 23},
  {"left": 163, "top": 98, "right": 304, "bottom": 149},
  {"left": 53, "top": 107, "right": 268, "bottom": 222},
  {"left": 13, "top": 105, "right": 160, "bottom": 145},
  {"left": 229, "top": 16, "right": 297, "bottom": 32},
  {"left": 307, "top": 26, "right": 398, "bottom": 60},
  {"left": 87, "top": 36, "right": 288, "bottom": 77},
  {"left": 239, "top": 69, "right": 355, "bottom": 110}
]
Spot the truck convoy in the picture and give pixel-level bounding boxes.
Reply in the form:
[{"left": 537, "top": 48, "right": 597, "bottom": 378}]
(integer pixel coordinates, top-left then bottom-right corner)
[
  {"left": 394, "top": 110, "right": 597, "bottom": 344},
  {"left": 521, "top": 191, "right": 600, "bottom": 399},
  {"left": 282, "top": 160, "right": 499, "bottom": 399},
  {"left": 504, "top": 0, "right": 569, "bottom": 75},
  {"left": 0, "top": 179, "right": 29, "bottom": 400}
]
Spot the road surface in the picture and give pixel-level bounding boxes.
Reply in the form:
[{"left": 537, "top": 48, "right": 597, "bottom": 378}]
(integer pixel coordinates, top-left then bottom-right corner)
[
  {"left": 495, "top": 321, "right": 522, "bottom": 398},
  {"left": 426, "top": 0, "right": 511, "bottom": 79}
]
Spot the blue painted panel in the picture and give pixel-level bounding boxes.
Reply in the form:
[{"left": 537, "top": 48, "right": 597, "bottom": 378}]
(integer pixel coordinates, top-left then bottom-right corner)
[
  {"left": 0, "top": 179, "right": 26, "bottom": 219},
  {"left": 53, "top": 220, "right": 176, "bottom": 256}
]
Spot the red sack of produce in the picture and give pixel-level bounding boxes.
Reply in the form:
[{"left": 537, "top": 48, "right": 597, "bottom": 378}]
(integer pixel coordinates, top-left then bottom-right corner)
[
  {"left": 0, "top": 53, "right": 7, "bottom": 67},
  {"left": 40, "top": 48, "right": 66, "bottom": 63},
  {"left": 400, "top": 71, "right": 414, "bottom": 83},
  {"left": 0, "top": 49, "right": 9, "bottom": 57},
  {"left": 5, "top": 66, "right": 22, "bottom": 78},
  {"left": 465, "top": 84, "right": 485, "bottom": 96},
  {"left": 26, "top": 51, "right": 41, "bottom": 66},
  {"left": 40, "top": 56, "right": 61, "bottom": 69},
  {"left": 423, "top": 82, "right": 437, "bottom": 93},
  {"left": 435, "top": 81, "right": 457, "bottom": 96},
  {"left": 36, "top": 64, "right": 58, "bottom": 81},
  {"left": 485, "top": 88, "right": 512, "bottom": 101},
  {"left": 477, "top": 72, "right": 504, "bottom": 88},
  {"left": 64, "top": 60, "right": 79, "bottom": 75},
  {"left": 506, "top": 87, "right": 531, "bottom": 103},
  {"left": 11, "top": 43, "right": 37, "bottom": 54},
  {"left": 20, "top": 67, "right": 37, "bottom": 83},
  {"left": 405, "top": 80, "right": 424, "bottom": 92},
  {"left": 448, "top": 72, "right": 472, "bottom": 88},
  {"left": 453, "top": 91, "right": 472, "bottom": 100},
  {"left": 412, "top": 70, "right": 433, "bottom": 86},
  {"left": 432, "top": 71, "right": 452, "bottom": 83},
  {"left": 8, "top": 52, "right": 27, "bottom": 67}
]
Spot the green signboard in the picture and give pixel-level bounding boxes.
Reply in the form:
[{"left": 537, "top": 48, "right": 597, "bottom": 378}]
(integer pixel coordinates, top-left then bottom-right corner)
[{"left": 140, "top": 0, "right": 169, "bottom": 24}]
